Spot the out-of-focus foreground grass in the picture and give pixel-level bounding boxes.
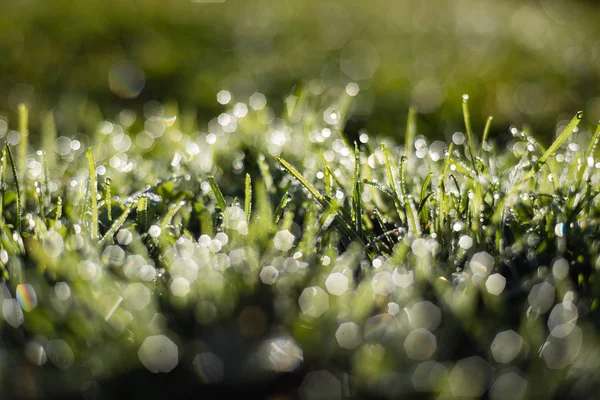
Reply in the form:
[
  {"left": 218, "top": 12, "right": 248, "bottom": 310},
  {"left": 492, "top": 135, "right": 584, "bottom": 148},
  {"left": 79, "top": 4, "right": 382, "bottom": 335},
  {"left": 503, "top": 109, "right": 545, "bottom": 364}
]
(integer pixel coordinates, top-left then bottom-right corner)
[{"left": 2, "top": 0, "right": 600, "bottom": 140}]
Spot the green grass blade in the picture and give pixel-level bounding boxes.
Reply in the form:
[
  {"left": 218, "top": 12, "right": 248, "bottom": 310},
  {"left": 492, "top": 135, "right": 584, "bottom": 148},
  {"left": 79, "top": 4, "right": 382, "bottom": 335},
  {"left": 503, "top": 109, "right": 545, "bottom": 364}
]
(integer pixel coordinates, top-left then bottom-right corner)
[
  {"left": 420, "top": 172, "right": 433, "bottom": 204},
  {"left": 352, "top": 142, "right": 362, "bottom": 237},
  {"left": 17, "top": 104, "right": 28, "bottom": 188},
  {"left": 273, "top": 190, "right": 291, "bottom": 224},
  {"left": 276, "top": 157, "right": 326, "bottom": 208},
  {"left": 461, "top": 94, "right": 478, "bottom": 173},
  {"left": 406, "top": 194, "right": 421, "bottom": 237},
  {"left": 244, "top": 173, "right": 252, "bottom": 224},
  {"left": 208, "top": 175, "right": 227, "bottom": 211},
  {"left": 399, "top": 155, "right": 419, "bottom": 236},
  {"left": 321, "top": 153, "right": 331, "bottom": 197},
  {"left": 87, "top": 148, "right": 99, "bottom": 241},
  {"left": 381, "top": 144, "right": 398, "bottom": 197},
  {"left": 362, "top": 179, "right": 396, "bottom": 198},
  {"left": 437, "top": 142, "right": 453, "bottom": 232},
  {"left": 5, "top": 143, "right": 21, "bottom": 231},
  {"left": 137, "top": 195, "right": 148, "bottom": 232},
  {"left": 105, "top": 177, "right": 112, "bottom": 222},
  {"left": 404, "top": 106, "right": 417, "bottom": 173},
  {"left": 257, "top": 154, "right": 274, "bottom": 194},
  {"left": 42, "top": 111, "right": 57, "bottom": 172},
  {"left": 99, "top": 203, "right": 135, "bottom": 247},
  {"left": 481, "top": 116, "right": 493, "bottom": 154},
  {"left": 520, "top": 111, "right": 582, "bottom": 184},
  {"left": 161, "top": 197, "right": 186, "bottom": 233}
]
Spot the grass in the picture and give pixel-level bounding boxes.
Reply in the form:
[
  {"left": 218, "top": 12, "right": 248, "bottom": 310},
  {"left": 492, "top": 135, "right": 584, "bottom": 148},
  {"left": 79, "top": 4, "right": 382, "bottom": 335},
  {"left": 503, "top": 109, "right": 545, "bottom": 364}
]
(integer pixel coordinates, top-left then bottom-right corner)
[{"left": 0, "top": 88, "right": 599, "bottom": 399}]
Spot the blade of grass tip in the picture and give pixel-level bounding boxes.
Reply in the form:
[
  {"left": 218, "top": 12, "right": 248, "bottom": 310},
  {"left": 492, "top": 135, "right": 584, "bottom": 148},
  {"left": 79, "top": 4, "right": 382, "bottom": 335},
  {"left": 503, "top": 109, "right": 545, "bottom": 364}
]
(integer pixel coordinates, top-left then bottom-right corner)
[
  {"left": 520, "top": 111, "right": 583, "bottom": 184},
  {"left": 480, "top": 116, "right": 493, "bottom": 156},
  {"left": 381, "top": 144, "right": 398, "bottom": 196},
  {"left": 99, "top": 202, "right": 135, "bottom": 247},
  {"left": 257, "top": 154, "right": 274, "bottom": 194},
  {"left": 321, "top": 154, "right": 344, "bottom": 190},
  {"left": 35, "top": 181, "right": 46, "bottom": 223},
  {"left": 207, "top": 176, "right": 227, "bottom": 211},
  {"left": 321, "top": 153, "right": 332, "bottom": 197},
  {"left": 42, "top": 111, "right": 56, "bottom": 173},
  {"left": 18, "top": 104, "right": 28, "bottom": 191},
  {"left": 276, "top": 157, "right": 326, "bottom": 208},
  {"left": 87, "top": 148, "right": 99, "bottom": 241},
  {"left": 420, "top": 173, "right": 433, "bottom": 204},
  {"left": 161, "top": 197, "right": 186, "bottom": 233},
  {"left": 337, "top": 88, "right": 355, "bottom": 131},
  {"left": 41, "top": 151, "right": 51, "bottom": 212},
  {"left": 105, "top": 177, "right": 112, "bottom": 222},
  {"left": 399, "top": 155, "right": 420, "bottom": 236},
  {"left": 244, "top": 173, "right": 252, "bottom": 224},
  {"left": 419, "top": 172, "right": 433, "bottom": 221},
  {"left": 406, "top": 195, "right": 421, "bottom": 237},
  {"left": 362, "top": 179, "right": 396, "bottom": 199},
  {"left": 461, "top": 94, "right": 478, "bottom": 174},
  {"left": 382, "top": 144, "right": 404, "bottom": 221},
  {"left": 5, "top": 143, "right": 21, "bottom": 231},
  {"left": 352, "top": 142, "right": 362, "bottom": 237},
  {"left": 404, "top": 106, "right": 417, "bottom": 173},
  {"left": 273, "top": 190, "right": 291, "bottom": 224},
  {"left": 437, "top": 143, "right": 454, "bottom": 233}
]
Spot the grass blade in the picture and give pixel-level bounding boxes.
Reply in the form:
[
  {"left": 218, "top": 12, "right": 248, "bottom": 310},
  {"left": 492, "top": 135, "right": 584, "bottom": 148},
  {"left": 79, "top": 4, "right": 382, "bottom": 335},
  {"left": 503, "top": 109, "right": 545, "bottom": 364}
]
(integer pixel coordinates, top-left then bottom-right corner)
[
  {"left": 352, "top": 142, "right": 362, "bottom": 237},
  {"left": 420, "top": 172, "right": 433, "bottom": 204},
  {"left": 99, "top": 203, "right": 135, "bottom": 247},
  {"left": 276, "top": 157, "right": 326, "bottom": 208},
  {"left": 105, "top": 177, "right": 112, "bottom": 222},
  {"left": 481, "top": 116, "right": 493, "bottom": 154},
  {"left": 244, "top": 173, "right": 252, "bottom": 223},
  {"left": 5, "top": 143, "right": 21, "bottom": 231},
  {"left": 437, "top": 142, "right": 453, "bottom": 232},
  {"left": 257, "top": 154, "right": 274, "bottom": 194},
  {"left": 362, "top": 179, "right": 396, "bottom": 199},
  {"left": 520, "top": 111, "right": 582, "bottom": 184},
  {"left": 404, "top": 106, "right": 417, "bottom": 173},
  {"left": 42, "top": 111, "right": 57, "bottom": 172},
  {"left": 321, "top": 153, "right": 332, "bottom": 196},
  {"left": 137, "top": 195, "right": 148, "bottom": 232},
  {"left": 208, "top": 175, "right": 227, "bottom": 211},
  {"left": 87, "top": 148, "right": 99, "bottom": 241},
  {"left": 399, "top": 155, "right": 419, "bottom": 236},
  {"left": 273, "top": 190, "right": 291, "bottom": 224},
  {"left": 461, "top": 94, "right": 478, "bottom": 173},
  {"left": 161, "top": 198, "right": 186, "bottom": 233},
  {"left": 18, "top": 104, "right": 28, "bottom": 189}
]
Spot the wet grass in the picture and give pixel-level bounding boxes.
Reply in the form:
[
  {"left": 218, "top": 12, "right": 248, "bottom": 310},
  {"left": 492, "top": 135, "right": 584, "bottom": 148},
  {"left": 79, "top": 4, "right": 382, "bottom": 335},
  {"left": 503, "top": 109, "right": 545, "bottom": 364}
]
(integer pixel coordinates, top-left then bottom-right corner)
[{"left": 0, "top": 89, "right": 599, "bottom": 399}]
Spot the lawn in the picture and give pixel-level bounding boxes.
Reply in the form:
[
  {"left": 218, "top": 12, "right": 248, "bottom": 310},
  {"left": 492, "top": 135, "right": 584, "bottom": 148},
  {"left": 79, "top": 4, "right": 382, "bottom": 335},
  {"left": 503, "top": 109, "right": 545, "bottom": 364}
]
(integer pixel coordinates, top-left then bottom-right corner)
[{"left": 1, "top": 1, "right": 600, "bottom": 399}]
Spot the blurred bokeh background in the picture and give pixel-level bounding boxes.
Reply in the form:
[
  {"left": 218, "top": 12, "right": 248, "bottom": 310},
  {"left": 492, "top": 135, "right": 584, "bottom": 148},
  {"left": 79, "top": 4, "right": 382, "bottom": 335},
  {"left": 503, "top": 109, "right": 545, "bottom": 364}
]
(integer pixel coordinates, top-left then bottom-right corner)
[{"left": 2, "top": 0, "right": 600, "bottom": 142}]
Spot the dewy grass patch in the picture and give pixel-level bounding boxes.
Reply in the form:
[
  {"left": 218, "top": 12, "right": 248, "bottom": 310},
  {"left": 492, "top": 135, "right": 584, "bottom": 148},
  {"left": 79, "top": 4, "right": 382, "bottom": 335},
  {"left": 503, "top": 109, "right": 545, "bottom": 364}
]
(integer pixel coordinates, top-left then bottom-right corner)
[{"left": 0, "top": 89, "right": 598, "bottom": 399}]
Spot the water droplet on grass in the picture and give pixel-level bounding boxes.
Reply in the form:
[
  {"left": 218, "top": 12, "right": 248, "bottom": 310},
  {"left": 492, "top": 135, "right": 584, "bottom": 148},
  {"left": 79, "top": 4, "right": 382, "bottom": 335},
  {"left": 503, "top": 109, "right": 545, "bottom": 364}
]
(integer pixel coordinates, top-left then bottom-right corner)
[
  {"left": 336, "top": 322, "right": 362, "bottom": 350},
  {"left": 138, "top": 335, "right": 178, "bottom": 373}
]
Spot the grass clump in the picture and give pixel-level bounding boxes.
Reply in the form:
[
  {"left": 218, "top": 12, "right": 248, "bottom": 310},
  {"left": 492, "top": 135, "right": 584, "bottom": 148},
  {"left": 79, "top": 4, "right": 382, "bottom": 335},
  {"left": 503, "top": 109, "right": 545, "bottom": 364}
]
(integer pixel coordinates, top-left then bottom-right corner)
[{"left": 0, "top": 88, "right": 599, "bottom": 399}]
